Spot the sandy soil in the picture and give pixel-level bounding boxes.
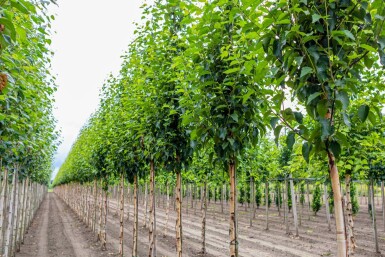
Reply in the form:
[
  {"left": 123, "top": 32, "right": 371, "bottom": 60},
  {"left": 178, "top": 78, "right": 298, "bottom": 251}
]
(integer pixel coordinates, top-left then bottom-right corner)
[
  {"left": 16, "top": 193, "right": 385, "bottom": 257},
  {"left": 16, "top": 193, "right": 112, "bottom": 257}
]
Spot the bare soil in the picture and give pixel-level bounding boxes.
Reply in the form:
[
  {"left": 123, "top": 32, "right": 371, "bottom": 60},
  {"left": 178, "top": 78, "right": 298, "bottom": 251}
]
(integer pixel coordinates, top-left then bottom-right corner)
[{"left": 17, "top": 193, "right": 385, "bottom": 257}]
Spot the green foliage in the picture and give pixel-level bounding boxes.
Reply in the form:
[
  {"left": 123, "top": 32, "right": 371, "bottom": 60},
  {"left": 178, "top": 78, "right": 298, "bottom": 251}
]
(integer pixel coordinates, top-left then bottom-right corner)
[
  {"left": 255, "top": 182, "right": 262, "bottom": 208},
  {"left": 350, "top": 182, "right": 359, "bottom": 215},
  {"left": 0, "top": 0, "right": 58, "bottom": 184},
  {"left": 312, "top": 185, "right": 322, "bottom": 215},
  {"left": 300, "top": 183, "right": 305, "bottom": 206},
  {"left": 275, "top": 183, "right": 282, "bottom": 208}
]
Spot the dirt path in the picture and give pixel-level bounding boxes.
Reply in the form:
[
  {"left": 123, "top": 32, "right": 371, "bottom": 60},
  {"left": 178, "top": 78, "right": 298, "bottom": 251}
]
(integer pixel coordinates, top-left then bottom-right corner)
[
  {"left": 17, "top": 193, "right": 112, "bottom": 257},
  {"left": 16, "top": 192, "right": 385, "bottom": 257}
]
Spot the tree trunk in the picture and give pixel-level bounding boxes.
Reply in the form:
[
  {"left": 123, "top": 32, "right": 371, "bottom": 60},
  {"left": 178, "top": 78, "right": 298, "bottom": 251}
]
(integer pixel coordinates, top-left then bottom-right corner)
[
  {"left": 277, "top": 182, "right": 281, "bottom": 217},
  {"left": 229, "top": 162, "right": 238, "bottom": 257},
  {"left": 327, "top": 152, "right": 347, "bottom": 257},
  {"left": 201, "top": 180, "right": 207, "bottom": 254},
  {"left": 289, "top": 175, "right": 298, "bottom": 236},
  {"left": 250, "top": 177, "right": 255, "bottom": 227},
  {"left": 93, "top": 179, "right": 97, "bottom": 233},
  {"left": 4, "top": 171, "right": 17, "bottom": 257},
  {"left": 132, "top": 174, "right": 138, "bottom": 257},
  {"left": 0, "top": 168, "right": 8, "bottom": 253},
  {"left": 175, "top": 171, "right": 183, "bottom": 257},
  {"left": 284, "top": 178, "right": 289, "bottom": 234},
  {"left": 324, "top": 183, "right": 332, "bottom": 231},
  {"left": 102, "top": 187, "right": 108, "bottom": 250},
  {"left": 144, "top": 182, "right": 148, "bottom": 228},
  {"left": 126, "top": 183, "right": 130, "bottom": 222},
  {"left": 119, "top": 173, "right": 124, "bottom": 257},
  {"left": 265, "top": 181, "right": 269, "bottom": 230},
  {"left": 12, "top": 179, "right": 20, "bottom": 255},
  {"left": 345, "top": 174, "right": 356, "bottom": 255},
  {"left": 148, "top": 160, "right": 156, "bottom": 257},
  {"left": 164, "top": 181, "right": 170, "bottom": 237},
  {"left": 370, "top": 179, "right": 380, "bottom": 253},
  {"left": 306, "top": 181, "right": 311, "bottom": 220},
  {"left": 221, "top": 183, "right": 224, "bottom": 214},
  {"left": 381, "top": 181, "right": 384, "bottom": 232},
  {"left": 98, "top": 181, "right": 102, "bottom": 241},
  {"left": 20, "top": 177, "right": 29, "bottom": 245},
  {"left": 16, "top": 179, "right": 25, "bottom": 251}
]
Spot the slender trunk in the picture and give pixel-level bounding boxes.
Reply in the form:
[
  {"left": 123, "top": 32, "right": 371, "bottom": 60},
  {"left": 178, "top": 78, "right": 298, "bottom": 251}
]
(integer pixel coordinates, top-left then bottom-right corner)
[
  {"left": 381, "top": 181, "right": 384, "bottom": 232},
  {"left": 175, "top": 171, "right": 183, "bottom": 257},
  {"left": 126, "top": 183, "right": 130, "bottom": 222},
  {"left": 102, "top": 187, "right": 108, "bottom": 250},
  {"left": 289, "top": 175, "right": 298, "bottom": 236},
  {"left": 327, "top": 152, "right": 347, "bottom": 257},
  {"left": 221, "top": 184, "right": 224, "bottom": 214},
  {"left": 186, "top": 184, "right": 189, "bottom": 216},
  {"left": 93, "top": 179, "right": 97, "bottom": 233},
  {"left": 149, "top": 160, "right": 156, "bottom": 257},
  {"left": 17, "top": 179, "right": 25, "bottom": 252},
  {"left": 370, "top": 179, "right": 380, "bottom": 253},
  {"left": 201, "top": 180, "right": 207, "bottom": 254},
  {"left": 4, "top": 171, "right": 17, "bottom": 257},
  {"left": 98, "top": 181, "right": 102, "bottom": 241},
  {"left": 229, "top": 161, "right": 238, "bottom": 257},
  {"left": 190, "top": 184, "right": 194, "bottom": 211},
  {"left": 119, "top": 174, "right": 124, "bottom": 257},
  {"left": 20, "top": 177, "right": 29, "bottom": 244},
  {"left": 0, "top": 168, "right": 8, "bottom": 252},
  {"left": 12, "top": 179, "right": 20, "bottom": 254},
  {"left": 132, "top": 174, "right": 138, "bottom": 257},
  {"left": 324, "top": 184, "right": 331, "bottom": 231},
  {"left": 250, "top": 177, "right": 255, "bottom": 226},
  {"left": 277, "top": 183, "right": 281, "bottom": 217},
  {"left": 144, "top": 182, "right": 148, "bottom": 228},
  {"left": 265, "top": 181, "right": 269, "bottom": 231},
  {"left": 284, "top": 178, "right": 289, "bottom": 234},
  {"left": 345, "top": 174, "right": 356, "bottom": 255},
  {"left": 298, "top": 185, "right": 302, "bottom": 226},
  {"left": 306, "top": 181, "right": 311, "bottom": 220},
  {"left": 164, "top": 181, "right": 169, "bottom": 237}
]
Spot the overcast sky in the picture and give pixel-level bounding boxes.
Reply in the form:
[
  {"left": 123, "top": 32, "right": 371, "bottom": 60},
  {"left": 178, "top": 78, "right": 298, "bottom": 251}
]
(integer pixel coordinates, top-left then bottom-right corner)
[{"left": 50, "top": 0, "right": 151, "bottom": 179}]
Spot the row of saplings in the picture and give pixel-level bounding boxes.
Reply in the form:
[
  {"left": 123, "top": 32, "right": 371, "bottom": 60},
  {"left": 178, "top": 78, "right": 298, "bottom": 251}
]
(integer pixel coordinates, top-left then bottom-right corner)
[
  {"left": 0, "top": 170, "right": 47, "bottom": 257},
  {"left": 53, "top": 174, "right": 385, "bottom": 257}
]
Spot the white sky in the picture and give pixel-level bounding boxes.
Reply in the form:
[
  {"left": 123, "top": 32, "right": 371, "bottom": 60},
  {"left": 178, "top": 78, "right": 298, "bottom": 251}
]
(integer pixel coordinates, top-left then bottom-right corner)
[{"left": 50, "top": 0, "right": 152, "bottom": 179}]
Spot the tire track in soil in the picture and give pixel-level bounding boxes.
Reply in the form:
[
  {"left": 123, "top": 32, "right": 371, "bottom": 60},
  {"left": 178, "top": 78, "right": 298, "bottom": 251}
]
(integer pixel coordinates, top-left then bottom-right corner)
[{"left": 17, "top": 193, "right": 111, "bottom": 257}]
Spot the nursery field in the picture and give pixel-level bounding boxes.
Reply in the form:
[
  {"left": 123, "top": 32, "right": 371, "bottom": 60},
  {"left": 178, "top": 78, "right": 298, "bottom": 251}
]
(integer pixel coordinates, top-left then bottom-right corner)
[{"left": 16, "top": 192, "right": 385, "bottom": 257}]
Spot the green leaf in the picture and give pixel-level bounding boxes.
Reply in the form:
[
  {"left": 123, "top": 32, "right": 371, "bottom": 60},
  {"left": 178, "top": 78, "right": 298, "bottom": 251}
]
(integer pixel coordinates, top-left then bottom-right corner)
[
  {"left": 302, "top": 142, "right": 311, "bottom": 163},
  {"left": 312, "top": 14, "right": 322, "bottom": 23},
  {"left": 274, "top": 125, "right": 283, "bottom": 145},
  {"left": 329, "top": 140, "right": 341, "bottom": 158},
  {"left": 343, "top": 113, "right": 351, "bottom": 128},
  {"left": 10, "top": 0, "right": 30, "bottom": 14},
  {"left": 242, "top": 89, "right": 255, "bottom": 104},
  {"left": 316, "top": 99, "right": 329, "bottom": 117},
  {"left": 0, "top": 18, "right": 17, "bottom": 41},
  {"left": 270, "top": 117, "right": 279, "bottom": 129},
  {"left": 286, "top": 131, "right": 295, "bottom": 150},
  {"left": 230, "top": 113, "right": 238, "bottom": 122},
  {"left": 320, "top": 118, "right": 331, "bottom": 141},
  {"left": 293, "top": 112, "right": 303, "bottom": 124},
  {"left": 300, "top": 66, "right": 313, "bottom": 78},
  {"left": 336, "top": 91, "right": 349, "bottom": 111},
  {"left": 224, "top": 67, "right": 240, "bottom": 74},
  {"left": 357, "top": 104, "right": 369, "bottom": 122},
  {"left": 342, "top": 30, "right": 355, "bottom": 40},
  {"left": 307, "top": 92, "right": 321, "bottom": 105},
  {"left": 360, "top": 44, "right": 376, "bottom": 52}
]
